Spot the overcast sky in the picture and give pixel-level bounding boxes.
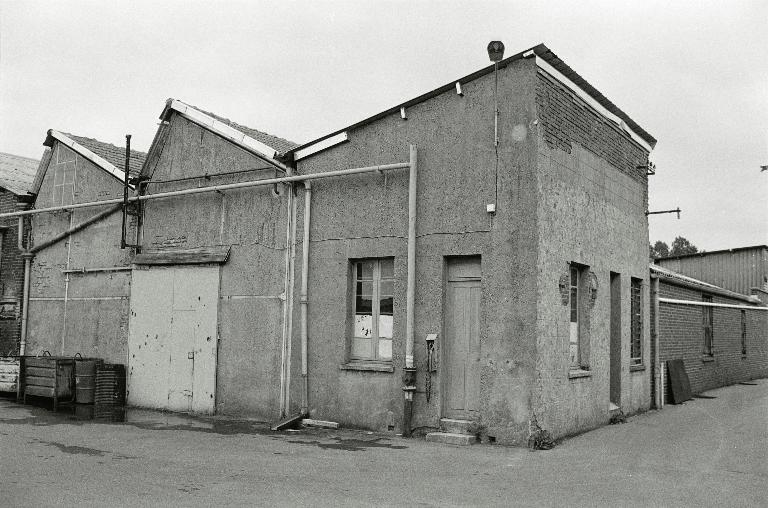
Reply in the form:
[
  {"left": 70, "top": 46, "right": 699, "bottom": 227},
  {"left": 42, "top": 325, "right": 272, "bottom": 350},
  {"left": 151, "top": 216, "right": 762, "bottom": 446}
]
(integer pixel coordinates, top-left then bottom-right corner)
[{"left": 1, "top": 0, "right": 765, "bottom": 251}]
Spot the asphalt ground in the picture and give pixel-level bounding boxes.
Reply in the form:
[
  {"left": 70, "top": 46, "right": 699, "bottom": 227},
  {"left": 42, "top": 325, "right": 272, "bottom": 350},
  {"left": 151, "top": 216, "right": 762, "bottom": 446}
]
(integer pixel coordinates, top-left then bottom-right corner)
[{"left": 1, "top": 378, "right": 766, "bottom": 507}]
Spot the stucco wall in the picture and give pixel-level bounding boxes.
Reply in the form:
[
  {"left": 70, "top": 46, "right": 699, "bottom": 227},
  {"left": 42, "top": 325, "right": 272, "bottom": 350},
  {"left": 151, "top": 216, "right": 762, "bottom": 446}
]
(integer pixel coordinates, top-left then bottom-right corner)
[
  {"left": 295, "top": 58, "right": 540, "bottom": 443},
  {"left": 656, "top": 281, "right": 768, "bottom": 400},
  {"left": 141, "top": 114, "right": 289, "bottom": 421},
  {"left": 27, "top": 142, "right": 132, "bottom": 363},
  {"left": 533, "top": 71, "right": 652, "bottom": 439}
]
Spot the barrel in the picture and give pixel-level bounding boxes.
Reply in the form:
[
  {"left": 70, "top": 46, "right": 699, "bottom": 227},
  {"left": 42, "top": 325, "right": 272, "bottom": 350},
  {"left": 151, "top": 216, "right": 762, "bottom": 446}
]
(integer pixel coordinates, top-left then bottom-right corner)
[{"left": 74, "top": 359, "right": 101, "bottom": 404}]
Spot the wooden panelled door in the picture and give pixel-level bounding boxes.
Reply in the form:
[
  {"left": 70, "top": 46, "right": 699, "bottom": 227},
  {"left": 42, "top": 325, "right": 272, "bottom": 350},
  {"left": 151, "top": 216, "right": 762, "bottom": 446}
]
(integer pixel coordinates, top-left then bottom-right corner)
[
  {"left": 443, "top": 257, "right": 482, "bottom": 420},
  {"left": 128, "top": 265, "right": 219, "bottom": 414}
]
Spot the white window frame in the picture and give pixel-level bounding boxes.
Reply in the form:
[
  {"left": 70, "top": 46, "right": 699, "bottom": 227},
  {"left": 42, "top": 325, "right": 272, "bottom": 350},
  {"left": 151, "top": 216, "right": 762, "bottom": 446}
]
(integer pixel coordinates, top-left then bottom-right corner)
[
  {"left": 350, "top": 258, "right": 394, "bottom": 362},
  {"left": 52, "top": 144, "right": 76, "bottom": 206}
]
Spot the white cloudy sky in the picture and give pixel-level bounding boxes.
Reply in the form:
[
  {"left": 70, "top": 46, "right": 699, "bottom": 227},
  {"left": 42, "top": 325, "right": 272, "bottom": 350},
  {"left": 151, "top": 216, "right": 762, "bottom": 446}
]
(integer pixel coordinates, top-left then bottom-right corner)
[{"left": 1, "top": 0, "right": 766, "bottom": 251}]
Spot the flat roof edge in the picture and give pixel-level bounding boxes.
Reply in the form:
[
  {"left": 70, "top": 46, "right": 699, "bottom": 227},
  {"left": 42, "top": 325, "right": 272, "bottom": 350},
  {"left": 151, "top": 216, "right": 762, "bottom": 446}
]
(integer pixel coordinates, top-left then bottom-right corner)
[{"left": 290, "top": 43, "right": 656, "bottom": 158}]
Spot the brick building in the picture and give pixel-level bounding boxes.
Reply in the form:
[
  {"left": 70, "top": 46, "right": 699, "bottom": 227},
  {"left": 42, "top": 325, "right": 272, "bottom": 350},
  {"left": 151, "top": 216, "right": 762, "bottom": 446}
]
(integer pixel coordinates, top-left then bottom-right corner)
[
  {"left": 0, "top": 153, "right": 38, "bottom": 354},
  {"left": 650, "top": 265, "right": 768, "bottom": 405}
]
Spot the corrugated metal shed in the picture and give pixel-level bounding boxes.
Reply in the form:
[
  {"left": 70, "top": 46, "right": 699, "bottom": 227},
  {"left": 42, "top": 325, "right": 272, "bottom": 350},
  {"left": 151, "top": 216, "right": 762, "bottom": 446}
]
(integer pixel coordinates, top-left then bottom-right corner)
[
  {"left": 0, "top": 152, "right": 39, "bottom": 195},
  {"left": 656, "top": 245, "right": 768, "bottom": 295}
]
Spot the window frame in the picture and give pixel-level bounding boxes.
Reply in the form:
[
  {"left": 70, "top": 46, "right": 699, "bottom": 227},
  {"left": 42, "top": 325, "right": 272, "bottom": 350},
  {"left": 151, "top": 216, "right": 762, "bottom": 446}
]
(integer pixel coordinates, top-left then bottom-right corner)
[
  {"left": 52, "top": 144, "right": 76, "bottom": 206},
  {"left": 702, "top": 294, "right": 713, "bottom": 356},
  {"left": 740, "top": 310, "right": 747, "bottom": 356},
  {"left": 630, "top": 278, "right": 643, "bottom": 366},
  {"left": 568, "top": 263, "right": 589, "bottom": 371},
  {"left": 349, "top": 258, "right": 394, "bottom": 363}
]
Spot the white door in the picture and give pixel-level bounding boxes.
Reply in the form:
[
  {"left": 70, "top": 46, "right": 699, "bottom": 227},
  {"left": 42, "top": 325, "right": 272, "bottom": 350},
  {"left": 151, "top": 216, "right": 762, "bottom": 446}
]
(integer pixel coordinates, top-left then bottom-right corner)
[{"left": 128, "top": 265, "right": 219, "bottom": 414}]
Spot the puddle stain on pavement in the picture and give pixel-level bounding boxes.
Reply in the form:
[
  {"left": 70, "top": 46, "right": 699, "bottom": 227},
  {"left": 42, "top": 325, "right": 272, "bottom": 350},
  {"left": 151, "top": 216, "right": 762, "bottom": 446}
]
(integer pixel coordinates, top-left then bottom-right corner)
[
  {"left": 0, "top": 399, "right": 409, "bottom": 451},
  {"left": 286, "top": 437, "right": 408, "bottom": 451}
]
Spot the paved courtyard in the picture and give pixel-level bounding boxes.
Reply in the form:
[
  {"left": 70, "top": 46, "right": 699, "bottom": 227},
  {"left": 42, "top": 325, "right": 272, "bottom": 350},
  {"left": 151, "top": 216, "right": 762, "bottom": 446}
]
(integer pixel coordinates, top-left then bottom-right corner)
[{"left": 1, "top": 378, "right": 766, "bottom": 507}]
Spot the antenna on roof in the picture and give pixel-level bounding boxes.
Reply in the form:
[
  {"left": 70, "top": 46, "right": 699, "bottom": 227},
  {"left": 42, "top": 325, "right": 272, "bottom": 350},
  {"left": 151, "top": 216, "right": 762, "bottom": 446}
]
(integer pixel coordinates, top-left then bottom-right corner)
[{"left": 488, "top": 41, "right": 504, "bottom": 216}]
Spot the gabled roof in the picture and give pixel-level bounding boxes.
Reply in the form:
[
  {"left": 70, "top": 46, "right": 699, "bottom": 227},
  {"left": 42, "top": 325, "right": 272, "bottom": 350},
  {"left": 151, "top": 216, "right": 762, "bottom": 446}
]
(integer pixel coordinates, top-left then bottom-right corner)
[
  {"left": 289, "top": 43, "right": 656, "bottom": 161},
  {"left": 141, "top": 99, "right": 298, "bottom": 178},
  {"left": 67, "top": 134, "right": 147, "bottom": 179},
  {"left": 177, "top": 103, "right": 299, "bottom": 156},
  {"left": 31, "top": 130, "right": 147, "bottom": 195},
  {"left": 0, "top": 152, "right": 39, "bottom": 195},
  {"left": 650, "top": 264, "right": 763, "bottom": 304}
]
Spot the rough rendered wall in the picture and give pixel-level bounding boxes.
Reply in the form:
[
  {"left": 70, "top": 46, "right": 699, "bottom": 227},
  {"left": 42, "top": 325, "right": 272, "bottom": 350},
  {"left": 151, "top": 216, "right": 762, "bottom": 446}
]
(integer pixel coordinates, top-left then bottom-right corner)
[
  {"left": 534, "top": 70, "right": 652, "bottom": 439},
  {"left": 27, "top": 142, "right": 132, "bottom": 363},
  {"left": 0, "top": 190, "right": 25, "bottom": 354},
  {"left": 657, "top": 281, "right": 768, "bottom": 399},
  {"left": 295, "top": 58, "right": 540, "bottom": 444},
  {"left": 141, "top": 114, "right": 288, "bottom": 421}
]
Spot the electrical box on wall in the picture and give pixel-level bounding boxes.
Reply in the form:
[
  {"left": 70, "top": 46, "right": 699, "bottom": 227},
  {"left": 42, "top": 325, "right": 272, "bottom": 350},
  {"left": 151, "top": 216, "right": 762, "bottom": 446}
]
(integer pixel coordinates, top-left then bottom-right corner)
[{"left": 486, "top": 203, "right": 496, "bottom": 213}]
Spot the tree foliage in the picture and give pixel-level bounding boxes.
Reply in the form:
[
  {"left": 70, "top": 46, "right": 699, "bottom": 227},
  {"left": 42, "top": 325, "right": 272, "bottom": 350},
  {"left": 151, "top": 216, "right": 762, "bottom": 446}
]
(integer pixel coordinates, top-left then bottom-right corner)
[
  {"left": 650, "top": 241, "right": 669, "bottom": 259},
  {"left": 650, "top": 237, "right": 698, "bottom": 259},
  {"left": 670, "top": 236, "right": 698, "bottom": 256}
]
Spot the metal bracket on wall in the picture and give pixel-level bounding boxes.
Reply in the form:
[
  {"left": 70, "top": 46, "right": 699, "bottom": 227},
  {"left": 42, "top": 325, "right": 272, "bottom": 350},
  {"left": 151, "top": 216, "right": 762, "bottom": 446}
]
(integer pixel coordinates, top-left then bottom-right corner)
[
  {"left": 121, "top": 134, "right": 144, "bottom": 252},
  {"left": 646, "top": 207, "right": 681, "bottom": 219}
]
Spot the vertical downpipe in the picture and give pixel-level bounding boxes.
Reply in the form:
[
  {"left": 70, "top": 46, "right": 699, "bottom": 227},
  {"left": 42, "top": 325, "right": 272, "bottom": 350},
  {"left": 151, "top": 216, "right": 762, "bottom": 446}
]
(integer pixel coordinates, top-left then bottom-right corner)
[
  {"left": 300, "top": 181, "right": 312, "bottom": 415},
  {"left": 278, "top": 185, "right": 293, "bottom": 418},
  {"left": 60, "top": 213, "right": 74, "bottom": 355},
  {"left": 121, "top": 135, "right": 130, "bottom": 249},
  {"left": 651, "top": 276, "right": 661, "bottom": 409},
  {"left": 284, "top": 186, "right": 298, "bottom": 413},
  {"left": 17, "top": 212, "right": 33, "bottom": 357},
  {"left": 402, "top": 145, "right": 418, "bottom": 436}
]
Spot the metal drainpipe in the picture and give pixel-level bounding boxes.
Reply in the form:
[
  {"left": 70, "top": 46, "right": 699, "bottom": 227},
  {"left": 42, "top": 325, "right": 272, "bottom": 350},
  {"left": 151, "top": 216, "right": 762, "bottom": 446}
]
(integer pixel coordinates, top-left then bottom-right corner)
[
  {"left": 0, "top": 162, "right": 412, "bottom": 220},
  {"left": 651, "top": 276, "right": 661, "bottom": 409},
  {"left": 300, "top": 181, "right": 312, "bottom": 416},
  {"left": 60, "top": 213, "right": 74, "bottom": 355},
  {"left": 17, "top": 212, "right": 32, "bottom": 357},
  {"left": 402, "top": 145, "right": 418, "bottom": 437},
  {"left": 278, "top": 168, "right": 300, "bottom": 419},
  {"left": 284, "top": 185, "right": 298, "bottom": 414}
]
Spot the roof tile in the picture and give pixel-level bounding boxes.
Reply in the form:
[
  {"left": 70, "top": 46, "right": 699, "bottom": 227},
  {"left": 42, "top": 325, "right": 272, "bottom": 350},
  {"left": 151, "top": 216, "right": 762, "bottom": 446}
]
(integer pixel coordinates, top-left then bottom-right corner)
[
  {"left": 65, "top": 134, "right": 147, "bottom": 179},
  {"left": 181, "top": 103, "right": 299, "bottom": 155},
  {"left": 0, "top": 152, "right": 40, "bottom": 195}
]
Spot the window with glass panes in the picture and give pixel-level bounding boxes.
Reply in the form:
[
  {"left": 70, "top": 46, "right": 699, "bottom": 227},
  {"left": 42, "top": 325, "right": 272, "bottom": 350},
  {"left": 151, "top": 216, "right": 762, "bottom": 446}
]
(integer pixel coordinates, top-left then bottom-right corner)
[
  {"left": 351, "top": 259, "right": 394, "bottom": 361},
  {"left": 569, "top": 266, "right": 580, "bottom": 368},
  {"left": 53, "top": 144, "right": 76, "bottom": 206},
  {"left": 630, "top": 278, "right": 642, "bottom": 365},
  {"left": 702, "top": 294, "right": 713, "bottom": 356},
  {"left": 740, "top": 310, "right": 747, "bottom": 355}
]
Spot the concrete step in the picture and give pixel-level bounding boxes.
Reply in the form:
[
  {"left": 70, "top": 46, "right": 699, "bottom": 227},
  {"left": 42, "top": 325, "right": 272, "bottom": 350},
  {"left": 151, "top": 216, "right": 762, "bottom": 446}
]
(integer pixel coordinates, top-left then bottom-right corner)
[
  {"left": 425, "top": 432, "right": 478, "bottom": 446},
  {"left": 439, "top": 418, "right": 475, "bottom": 434}
]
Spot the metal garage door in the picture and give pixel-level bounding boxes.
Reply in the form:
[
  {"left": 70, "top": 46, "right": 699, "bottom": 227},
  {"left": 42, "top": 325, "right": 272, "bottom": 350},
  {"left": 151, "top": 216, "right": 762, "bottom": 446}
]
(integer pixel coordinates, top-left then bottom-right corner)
[{"left": 127, "top": 265, "right": 219, "bottom": 414}]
